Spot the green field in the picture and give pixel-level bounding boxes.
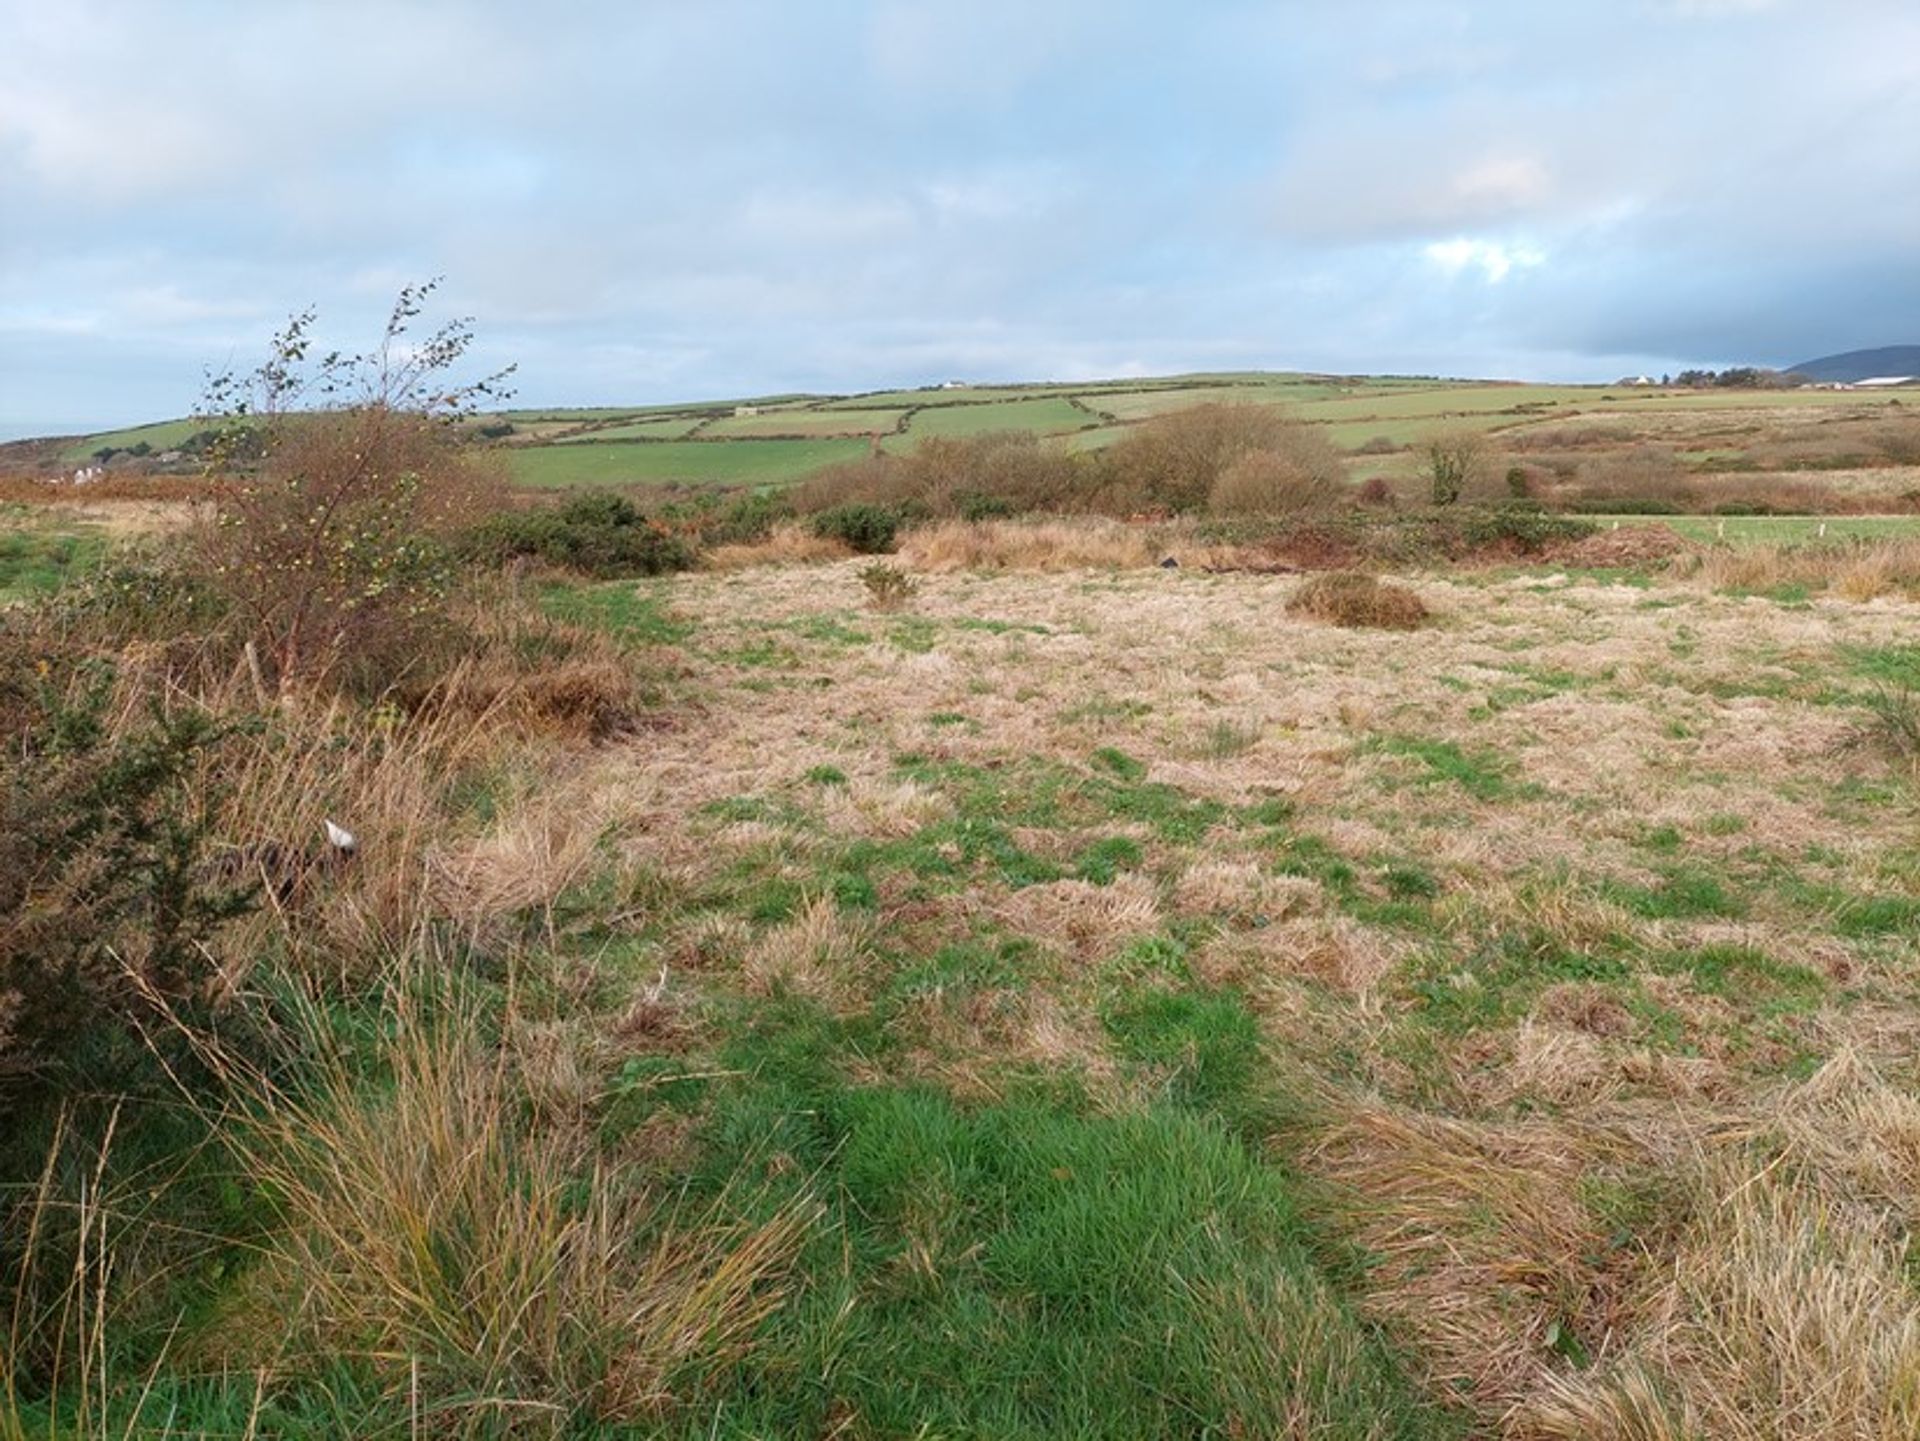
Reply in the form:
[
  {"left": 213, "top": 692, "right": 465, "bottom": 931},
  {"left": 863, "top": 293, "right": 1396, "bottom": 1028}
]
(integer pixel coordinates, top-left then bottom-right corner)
[
  {"left": 507, "top": 436, "right": 873, "bottom": 487},
  {"left": 1621, "top": 513, "right": 1920, "bottom": 544},
  {"left": 903, "top": 396, "right": 1099, "bottom": 440},
  {"left": 56, "top": 418, "right": 206, "bottom": 464},
  {"left": 34, "top": 372, "right": 1920, "bottom": 496},
  {"left": 0, "top": 507, "right": 107, "bottom": 601},
  {"left": 703, "top": 407, "right": 906, "bottom": 438},
  {"left": 554, "top": 415, "right": 705, "bottom": 442}
]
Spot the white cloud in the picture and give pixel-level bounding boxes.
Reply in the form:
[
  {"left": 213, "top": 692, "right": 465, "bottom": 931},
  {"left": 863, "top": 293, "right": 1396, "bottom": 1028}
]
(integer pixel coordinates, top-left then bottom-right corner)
[{"left": 1423, "top": 238, "right": 1546, "bottom": 283}]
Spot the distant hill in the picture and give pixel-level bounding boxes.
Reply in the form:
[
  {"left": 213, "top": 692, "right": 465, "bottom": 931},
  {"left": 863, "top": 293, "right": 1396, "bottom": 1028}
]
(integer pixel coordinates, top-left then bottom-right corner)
[{"left": 1788, "top": 346, "right": 1920, "bottom": 383}]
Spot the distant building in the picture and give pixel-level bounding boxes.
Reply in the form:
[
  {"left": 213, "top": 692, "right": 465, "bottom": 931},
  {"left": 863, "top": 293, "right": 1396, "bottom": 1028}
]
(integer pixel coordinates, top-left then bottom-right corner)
[
  {"left": 939, "top": 380, "right": 971, "bottom": 390},
  {"left": 1856, "top": 376, "right": 1916, "bottom": 388},
  {"left": 1617, "top": 375, "right": 1655, "bottom": 386},
  {"left": 734, "top": 404, "right": 760, "bottom": 417}
]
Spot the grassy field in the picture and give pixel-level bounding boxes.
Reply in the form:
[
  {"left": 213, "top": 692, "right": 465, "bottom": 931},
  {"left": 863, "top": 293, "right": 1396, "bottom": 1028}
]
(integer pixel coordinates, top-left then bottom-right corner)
[
  {"left": 6, "top": 494, "right": 1920, "bottom": 1435},
  {"left": 55, "top": 417, "right": 206, "bottom": 464},
  {"left": 507, "top": 435, "right": 873, "bottom": 487},
  {"left": 556, "top": 414, "right": 706, "bottom": 441},
  {"left": 0, "top": 504, "right": 107, "bottom": 600},
  {"left": 22, "top": 373, "right": 1920, "bottom": 505},
  {"left": 702, "top": 407, "right": 907, "bottom": 438},
  {"left": 903, "top": 395, "right": 1098, "bottom": 439}
]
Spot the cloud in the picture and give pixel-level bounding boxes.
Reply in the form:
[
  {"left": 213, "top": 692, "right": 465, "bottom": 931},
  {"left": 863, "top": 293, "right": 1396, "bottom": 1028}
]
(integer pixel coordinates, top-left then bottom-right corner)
[
  {"left": 1423, "top": 238, "right": 1546, "bottom": 283},
  {"left": 0, "top": 0, "right": 1915, "bottom": 430}
]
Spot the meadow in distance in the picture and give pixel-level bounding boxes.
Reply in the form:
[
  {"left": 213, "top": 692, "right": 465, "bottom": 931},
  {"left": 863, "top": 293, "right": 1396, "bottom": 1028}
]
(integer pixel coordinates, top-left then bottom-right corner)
[{"left": 3, "top": 300, "right": 1920, "bottom": 1439}]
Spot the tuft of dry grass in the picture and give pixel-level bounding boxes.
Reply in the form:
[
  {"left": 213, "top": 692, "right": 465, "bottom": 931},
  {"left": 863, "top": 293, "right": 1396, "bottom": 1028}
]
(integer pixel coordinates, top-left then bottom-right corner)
[
  {"left": 222, "top": 971, "right": 815, "bottom": 1428},
  {"left": 1674, "top": 537, "right": 1920, "bottom": 598},
  {"left": 899, "top": 518, "right": 1166, "bottom": 572},
  {"left": 703, "top": 524, "right": 852, "bottom": 570},
  {"left": 1285, "top": 571, "right": 1429, "bottom": 630}
]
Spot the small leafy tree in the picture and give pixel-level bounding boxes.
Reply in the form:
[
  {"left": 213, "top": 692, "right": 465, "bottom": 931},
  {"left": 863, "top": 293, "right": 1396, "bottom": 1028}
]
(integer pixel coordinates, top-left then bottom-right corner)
[
  {"left": 1426, "top": 434, "right": 1485, "bottom": 507},
  {"left": 199, "top": 280, "right": 515, "bottom": 696}
]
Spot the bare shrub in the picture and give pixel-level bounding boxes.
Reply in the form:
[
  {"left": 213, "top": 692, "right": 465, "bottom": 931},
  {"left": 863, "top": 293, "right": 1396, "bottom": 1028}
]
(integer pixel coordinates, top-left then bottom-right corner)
[
  {"left": 1099, "top": 404, "right": 1315, "bottom": 513},
  {"left": 791, "top": 432, "right": 1087, "bottom": 520},
  {"left": 199, "top": 283, "right": 513, "bottom": 698},
  {"left": 1206, "top": 432, "right": 1345, "bottom": 517},
  {"left": 1356, "top": 476, "right": 1397, "bottom": 508},
  {"left": 1287, "top": 572, "right": 1429, "bottom": 630}
]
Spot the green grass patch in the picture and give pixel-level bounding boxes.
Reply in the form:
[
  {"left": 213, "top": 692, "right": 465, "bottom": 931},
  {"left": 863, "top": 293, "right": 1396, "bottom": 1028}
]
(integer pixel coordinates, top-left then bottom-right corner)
[
  {"left": 678, "top": 1003, "right": 1454, "bottom": 1440},
  {"left": 1376, "top": 735, "right": 1534, "bottom": 803},
  {"left": 535, "top": 579, "right": 691, "bottom": 643},
  {"left": 0, "top": 521, "right": 108, "bottom": 602},
  {"left": 507, "top": 437, "right": 871, "bottom": 488}
]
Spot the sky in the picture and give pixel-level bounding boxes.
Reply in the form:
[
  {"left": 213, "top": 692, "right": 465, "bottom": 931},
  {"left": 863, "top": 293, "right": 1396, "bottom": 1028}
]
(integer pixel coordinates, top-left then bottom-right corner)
[{"left": 3, "top": 0, "right": 1918, "bottom": 436}]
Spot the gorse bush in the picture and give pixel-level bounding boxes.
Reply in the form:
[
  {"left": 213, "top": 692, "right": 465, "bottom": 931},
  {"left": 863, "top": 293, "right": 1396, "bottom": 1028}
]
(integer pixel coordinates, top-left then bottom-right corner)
[
  {"left": 812, "top": 503, "right": 902, "bottom": 554},
  {"left": 462, "top": 491, "right": 696, "bottom": 577},
  {"left": 858, "top": 562, "right": 918, "bottom": 611},
  {"left": 0, "top": 655, "right": 251, "bottom": 1097}
]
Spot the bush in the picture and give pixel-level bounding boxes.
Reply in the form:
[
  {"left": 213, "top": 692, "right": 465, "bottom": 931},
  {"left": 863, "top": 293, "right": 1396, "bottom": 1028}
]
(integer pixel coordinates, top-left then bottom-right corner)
[
  {"left": 1100, "top": 405, "right": 1314, "bottom": 513},
  {"left": 1426, "top": 434, "right": 1490, "bottom": 507},
  {"left": 859, "top": 562, "right": 918, "bottom": 611},
  {"left": 1286, "top": 572, "right": 1429, "bottom": 630},
  {"left": 1459, "top": 505, "right": 1597, "bottom": 552},
  {"left": 462, "top": 492, "right": 696, "bottom": 578},
  {"left": 812, "top": 503, "right": 901, "bottom": 554},
  {"left": 1207, "top": 442, "right": 1344, "bottom": 517},
  {"left": 0, "top": 657, "right": 252, "bottom": 1097},
  {"left": 1356, "top": 476, "right": 1397, "bottom": 508},
  {"left": 791, "top": 433, "right": 1088, "bottom": 521},
  {"left": 198, "top": 284, "right": 514, "bottom": 697}
]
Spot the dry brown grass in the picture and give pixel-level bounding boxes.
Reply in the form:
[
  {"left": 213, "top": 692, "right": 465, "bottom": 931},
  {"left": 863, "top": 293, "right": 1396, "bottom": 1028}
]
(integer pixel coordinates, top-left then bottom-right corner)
[
  {"left": 1285, "top": 571, "right": 1430, "bottom": 629},
  {"left": 1674, "top": 537, "right": 1920, "bottom": 598},
  {"left": 899, "top": 518, "right": 1166, "bottom": 571},
  {"left": 220, "top": 972, "right": 815, "bottom": 1427},
  {"left": 703, "top": 523, "right": 853, "bottom": 570}
]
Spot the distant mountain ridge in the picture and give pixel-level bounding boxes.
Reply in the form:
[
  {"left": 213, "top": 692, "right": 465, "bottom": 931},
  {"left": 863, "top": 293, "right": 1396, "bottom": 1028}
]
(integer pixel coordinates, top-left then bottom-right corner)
[{"left": 1788, "top": 346, "right": 1920, "bottom": 382}]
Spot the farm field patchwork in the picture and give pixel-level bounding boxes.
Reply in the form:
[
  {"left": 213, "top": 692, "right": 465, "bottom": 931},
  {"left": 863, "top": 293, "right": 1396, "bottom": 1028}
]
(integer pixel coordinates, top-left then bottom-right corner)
[
  {"left": 24, "top": 374, "right": 1920, "bottom": 498},
  {"left": 901, "top": 395, "right": 1099, "bottom": 439},
  {"left": 506, "top": 435, "right": 872, "bottom": 487}
]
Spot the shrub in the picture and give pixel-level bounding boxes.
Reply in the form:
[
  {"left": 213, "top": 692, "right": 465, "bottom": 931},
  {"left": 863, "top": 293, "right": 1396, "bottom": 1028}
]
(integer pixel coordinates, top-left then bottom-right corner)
[
  {"left": 1459, "top": 505, "right": 1596, "bottom": 553},
  {"left": 859, "top": 562, "right": 918, "bottom": 611},
  {"left": 1100, "top": 405, "right": 1316, "bottom": 513},
  {"left": 1286, "top": 572, "right": 1429, "bottom": 630},
  {"left": 1206, "top": 433, "right": 1344, "bottom": 517},
  {"left": 198, "top": 282, "right": 514, "bottom": 697},
  {"left": 462, "top": 492, "right": 696, "bottom": 578},
  {"left": 792, "top": 433, "right": 1088, "bottom": 521},
  {"left": 812, "top": 503, "right": 901, "bottom": 554},
  {"left": 0, "top": 657, "right": 252, "bottom": 1096},
  {"left": 1357, "top": 476, "right": 1397, "bottom": 508},
  {"left": 1426, "top": 433, "right": 1489, "bottom": 507}
]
